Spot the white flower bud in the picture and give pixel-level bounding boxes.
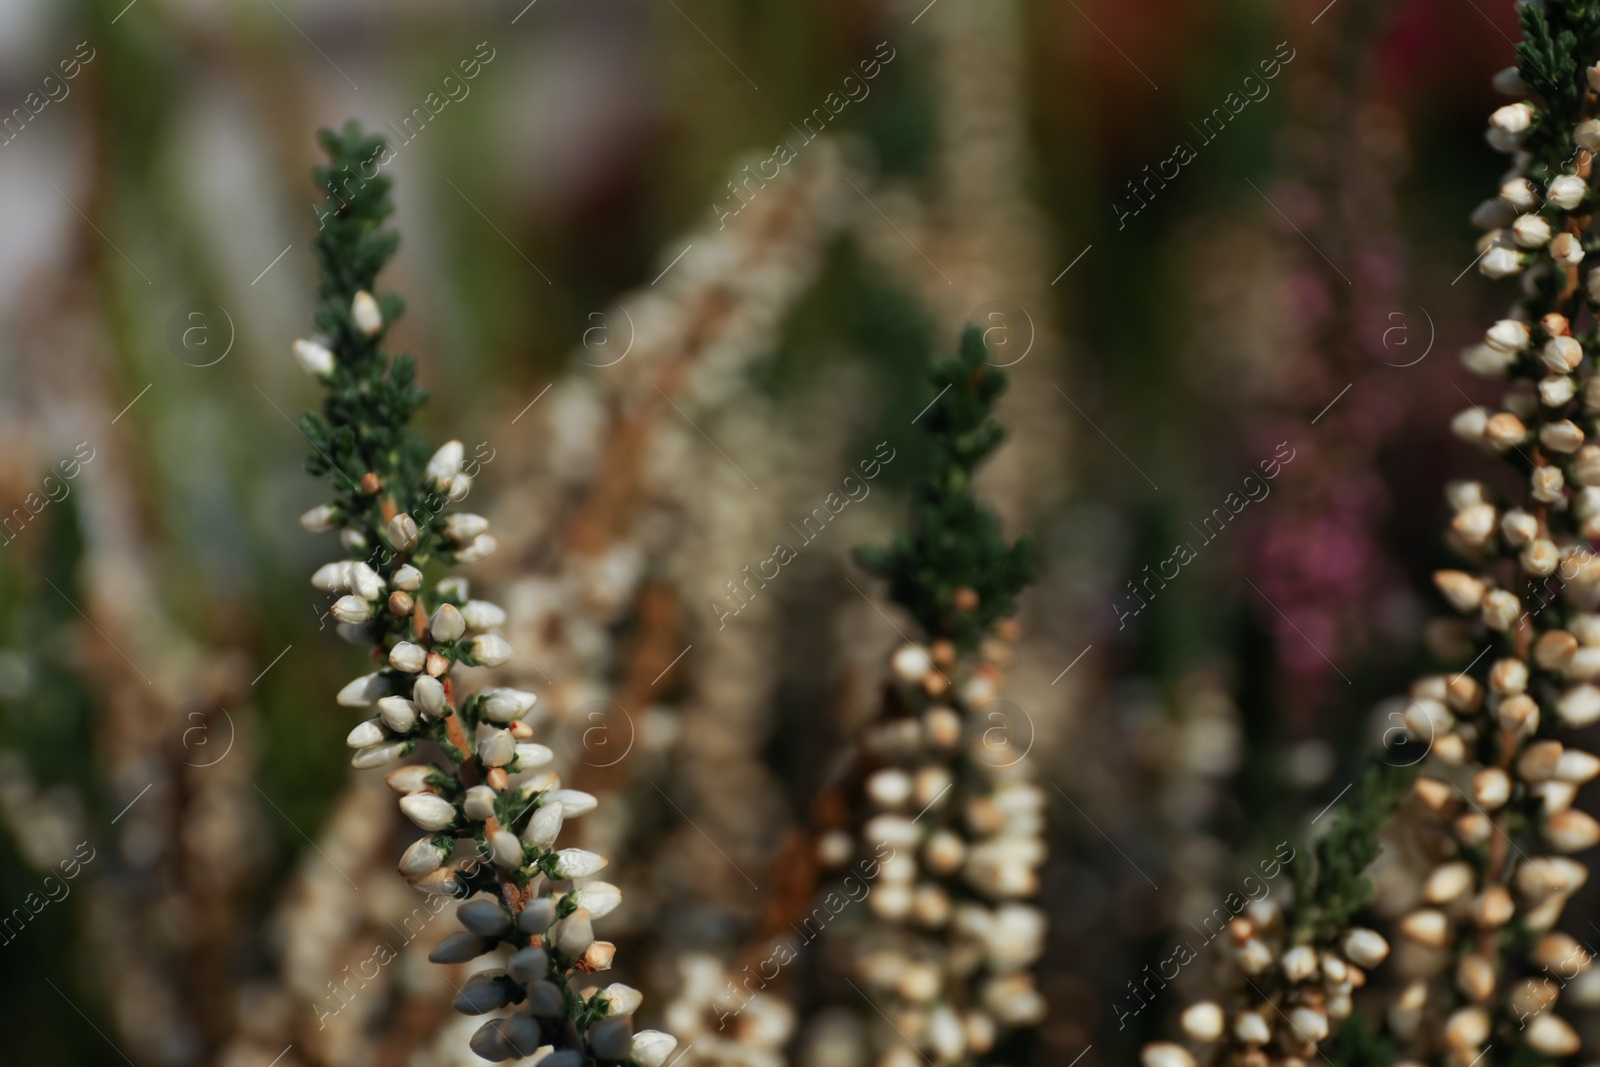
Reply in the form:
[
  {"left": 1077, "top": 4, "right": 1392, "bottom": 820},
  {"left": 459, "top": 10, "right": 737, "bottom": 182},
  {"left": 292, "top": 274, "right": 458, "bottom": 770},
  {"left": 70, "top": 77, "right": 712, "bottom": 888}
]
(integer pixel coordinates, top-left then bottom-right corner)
[
  {"left": 1552, "top": 231, "right": 1585, "bottom": 266},
  {"left": 1542, "top": 374, "right": 1577, "bottom": 409},
  {"left": 345, "top": 717, "right": 385, "bottom": 748},
  {"left": 337, "top": 672, "right": 387, "bottom": 707},
  {"left": 1281, "top": 944, "right": 1319, "bottom": 982},
  {"left": 468, "top": 633, "right": 512, "bottom": 667},
  {"left": 1424, "top": 861, "right": 1475, "bottom": 903},
  {"left": 377, "top": 696, "right": 418, "bottom": 734},
  {"left": 1550, "top": 174, "right": 1588, "bottom": 210},
  {"left": 1180, "top": 1001, "right": 1225, "bottom": 1042},
  {"left": 1501, "top": 176, "right": 1540, "bottom": 207},
  {"left": 426, "top": 440, "right": 465, "bottom": 490},
  {"left": 1546, "top": 808, "right": 1600, "bottom": 852},
  {"left": 553, "top": 908, "right": 595, "bottom": 957},
  {"left": 478, "top": 729, "right": 515, "bottom": 767},
  {"left": 513, "top": 744, "right": 554, "bottom": 772},
  {"left": 1462, "top": 342, "right": 1516, "bottom": 376},
  {"left": 446, "top": 471, "right": 473, "bottom": 501},
  {"left": 1399, "top": 909, "right": 1450, "bottom": 948},
  {"left": 431, "top": 603, "right": 465, "bottom": 642},
  {"left": 386, "top": 764, "right": 433, "bottom": 793},
  {"left": 386, "top": 512, "right": 418, "bottom": 552},
  {"left": 575, "top": 881, "right": 622, "bottom": 920},
  {"left": 311, "top": 561, "right": 351, "bottom": 591},
  {"left": 480, "top": 687, "right": 537, "bottom": 723},
  {"left": 349, "top": 561, "right": 385, "bottom": 599},
  {"left": 1527, "top": 1013, "right": 1581, "bottom": 1057},
  {"left": 1513, "top": 213, "right": 1553, "bottom": 247},
  {"left": 1141, "top": 1043, "right": 1196, "bottom": 1067},
  {"left": 1450, "top": 406, "right": 1489, "bottom": 444},
  {"left": 400, "top": 792, "right": 457, "bottom": 831},
  {"left": 299, "top": 504, "right": 337, "bottom": 532},
  {"left": 1486, "top": 318, "right": 1531, "bottom": 352},
  {"left": 630, "top": 1032, "right": 678, "bottom": 1067},
  {"left": 1473, "top": 196, "right": 1516, "bottom": 229},
  {"left": 292, "top": 338, "right": 336, "bottom": 377},
  {"left": 1472, "top": 767, "right": 1512, "bottom": 809},
  {"left": 1289, "top": 1006, "right": 1329, "bottom": 1044},
  {"left": 1560, "top": 684, "right": 1600, "bottom": 726},
  {"left": 891, "top": 643, "right": 932, "bottom": 683},
  {"left": 393, "top": 563, "right": 423, "bottom": 591},
  {"left": 1481, "top": 244, "right": 1524, "bottom": 277},
  {"left": 352, "top": 739, "right": 409, "bottom": 769},
  {"left": 1483, "top": 589, "right": 1522, "bottom": 631},
  {"left": 1434, "top": 570, "right": 1486, "bottom": 611},
  {"left": 1503, "top": 509, "right": 1540, "bottom": 545},
  {"left": 1234, "top": 1012, "right": 1271, "bottom": 1045},
  {"left": 331, "top": 595, "right": 372, "bottom": 624},
  {"left": 456, "top": 533, "right": 498, "bottom": 563},
  {"left": 548, "top": 789, "right": 597, "bottom": 817},
  {"left": 412, "top": 675, "right": 447, "bottom": 717},
  {"left": 490, "top": 829, "right": 523, "bottom": 869},
  {"left": 389, "top": 641, "right": 426, "bottom": 673},
  {"left": 1532, "top": 464, "right": 1566, "bottom": 503},
  {"left": 1580, "top": 119, "right": 1600, "bottom": 151},
  {"left": 1494, "top": 66, "right": 1530, "bottom": 94},
  {"left": 1557, "top": 749, "right": 1600, "bottom": 783},
  {"left": 461, "top": 600, "right": 506, "bottom": 630},
  {"left": 866, "top": 768, "right": 914, "bottom": 809},
  {"left": 523, "top": 800, "right": 564, "bottom": 848},
  {"left": 1343, "top": 927, "right": 1389, "bottom": 968},
  {"left": 351, "top": 290, "right": 383, "bottom": 336},
  {"left": 554, "top": 848, "right": 607, "bottom": 878},
  {"left": 1544, "top": 335, "right": 1583, "bottom": 373},
  {"left": 1542, "top": 419, "right": 1585, "bottom": 453},
  {"left": 600, "top": 982, "right": 642, "bottom": 1017},
  {"left": 464, "top": 785, "right": 497, "bottom": 821},
  {"left": 1523, "top": 539, "right": 1560, "bottom": 576},
  {"left": 445, "top": 513, "right": 490, "bottom": 543},
  {"left": 399, "top": 836, "right": 447, "bottom": 878}
]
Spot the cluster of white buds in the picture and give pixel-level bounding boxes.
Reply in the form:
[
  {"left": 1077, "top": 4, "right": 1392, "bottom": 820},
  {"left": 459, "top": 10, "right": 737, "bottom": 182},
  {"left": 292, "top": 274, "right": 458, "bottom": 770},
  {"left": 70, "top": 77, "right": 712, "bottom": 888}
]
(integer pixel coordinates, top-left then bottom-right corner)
[
  {"left": 1141, "top": 904, "right": 1390, "bottom": 1067},
  {"left": 1388, "top": 47, "right": 1600, "bottom": 1065},
  {"left": 818, "top": 620, "right": 1047, "bottom": 1066},
  {"left": 298, "top": 147, "right": 676, "bottom": 1066}
]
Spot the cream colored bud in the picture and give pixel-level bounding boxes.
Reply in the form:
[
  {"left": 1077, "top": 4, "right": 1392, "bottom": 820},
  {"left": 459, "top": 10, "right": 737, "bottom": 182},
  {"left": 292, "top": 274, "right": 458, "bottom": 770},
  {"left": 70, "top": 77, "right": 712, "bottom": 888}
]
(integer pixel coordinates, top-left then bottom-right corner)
[
  {"left": 351, "top": 290, "right": 383, "bottom": 336},
  {"left": 1545, "top": 808, "right": 1600, "bottom": 852},
  {"left": 1472, "top": 767, "right": 1511, "bottom": 809},
  {"left": 1578, "top": 118, "right": 1600, "bottom": 150},
  {"left": 522, "top": 800, "right": 563, "bottom": 848},
  {"left": 386, "top": 513, "right": 418, "bottom": 552},
  {"left": 1527, "top": 1014, "right": 1581, "bottom": 1057},
  {"left": 1235, "top": 1011, "right": 1270, "bottom": 1045},
  {"left": 553, "top": 848, "right": 608, "bottom": 878},
  {"left": 468, "top": 633, "right": 512, "bottom": 666},
  {"left": 1289, "top": 1006, "right": 1329, "bottom": 1044},
  {"left": 377, "top": 696, "right": 417, "bottom": 734},
  {"left": 1400, "top": 909, "right": 1450, "bottom": 948},
  {"left": 1414, "top": 776, "right": 1455, "bottom": 814},
  {"left": 399, "top": 836, "right": 447, "bottom": 878},
  {"left": 425, "top": 440, "right": 464, "bottom": 490},
  {"left": 1472, "top": 885, "right": 1515, "bottom": 928},
  {"left": 346, "top": 717, "right": 384, "bottom": 749},
  {"left": 412, "top": 675, "right": 448, "bottom": 717},
  {"left": 1424, "top": 861, "right": 1475, "bottom": 904},
  {"left": 1490, "top": 657, "right": 1529, "bottom": 694},
  {"left": 1483, "top": 589, "right": 1522, "bottom": 631},
  {"left": 352, "top": 739, "right": 409, "bottom": 769},
  {"left": 1532, "top": 464, "right": 1566, "bottom": 503},
  {"left": 1463, "top": 342, "right": 1517, "bottom": 375},
  {"left": 431, "top": 603, "right": 465, "bottom": 642},
  {"left": 1514, "top": 213, "right": 1553, "bottom": 247},
  {"left": 1497, "top": 694, "right": 1539, "bottom": 735},
  {"left": 1456, "top": 811, "right": 1494, "bottom": 846},
  {"left": 1281, "top": 945, "right": 1318, "bottom": 982},
  {"left": 400, "top": 792, "right": 456, "bottom": 831},
  {"left": 1550, "top": 174, "right": 1588, "bottom": 210},
  {"left": 456, "top": 533, "right": 498, "bottom": 563},
  {"left": 1443, "top": 1007, "right": 1491, "bottom": 1050},
  {"left": 1481, "top": 244, "right": 1523, "bottom": 276},
  {"left": 1552, "top": 231, "right": 1585, "bottom": 266},
  {"left": 1179, "top": 1002, "right": 1225, "bottom": 1042},
  {"left": 464, "top": 785, "right": 497, "bottom": 821},
  {"left": 1539, "top": 375, "right": 1576, "bottom": 408},
  {"left": 389, "top": 641, "right": 426, "bottom": 674},
  {"left": 1501, "top": 175, "right": 1540, "bottom": 207},
  {"left": 292, "top": 338, "right": 336, "bottom": 377},
  {"left": 331, "top": 595, "right": 372, "bottom": 624},
  {"left": 1557, "top": 748, "right": 1600, "bottom": 783},
  {"left": 1486, "top": 317, "right": 1532, "bottom": 351},
  {"left": 1519, "top": 740, "right": 1565, "bottom": 782},
  {"left": 1542, "top": 420, "right": 1586, "bottom": 454},
  {"left": 1519, "top": 855, "right": 1589, "bottom": 898},
  {"left": 1434, "top": 570, "right": 1486, "bottom": 612},
  {"left": 1451, "top": 407, "right": 1489, "bottom": 443},
  {"left": 393, "top": 563, "right": 423, "bottom": 591},
  {"left": 1523, "top": 539, "right": 1560, "bottom": 576},
  {"left": 1457, "top": 954, "right": 1495, "bottom": 1002},
  {"left": 1559, "top": 684, "right": 1600, "bottom": 726},
  {"left": 1140, "top": 1043, "right": 1196, "bottom": 1067},
  {"left": 1536, "top": 630, "right": 1579, "bottom": 671},
  {"left": 478, "top": 729, "right": 514, "bottom": 768},
  {"left": 1484, "top": 415, "right": 1527, "bottom": 453},
  {"left": 1451, "top": 502, "right": 1499, "bottom": 542}
]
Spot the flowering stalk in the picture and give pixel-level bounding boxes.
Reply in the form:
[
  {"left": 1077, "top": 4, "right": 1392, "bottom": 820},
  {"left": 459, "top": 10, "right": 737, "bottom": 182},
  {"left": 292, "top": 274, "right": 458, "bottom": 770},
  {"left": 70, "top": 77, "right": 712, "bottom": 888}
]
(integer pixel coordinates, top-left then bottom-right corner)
[
  {"left": 827, "top": 327, "right": 1046, "bottom": 1063},
  {"left": 1137, "top": 759, "right": 1409, "bottom": 1067},
  {"left": 1377, "top": 4, "right": 1600, "bottom": 1062},
  {"left": 294, "top": 122, "right": 673, "bottom": 1067}
]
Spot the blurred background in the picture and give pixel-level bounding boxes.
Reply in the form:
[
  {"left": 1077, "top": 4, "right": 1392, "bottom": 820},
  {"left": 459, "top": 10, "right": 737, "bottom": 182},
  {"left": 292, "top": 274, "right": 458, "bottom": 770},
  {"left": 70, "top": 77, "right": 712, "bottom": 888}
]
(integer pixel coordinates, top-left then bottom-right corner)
[{"left": 0, "top": 0, "right": 1547, "bottom": 1064}]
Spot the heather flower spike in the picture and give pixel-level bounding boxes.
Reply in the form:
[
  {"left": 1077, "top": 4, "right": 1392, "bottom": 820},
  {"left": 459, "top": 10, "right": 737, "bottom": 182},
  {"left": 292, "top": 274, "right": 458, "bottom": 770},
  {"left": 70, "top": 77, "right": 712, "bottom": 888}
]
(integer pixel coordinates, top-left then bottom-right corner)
[
  {"left": 1147, "top": 3, "right": 1600, "bottom": 1063},
  {"left": 296, "top": 122, "right": 669, "bottom": 1066}
]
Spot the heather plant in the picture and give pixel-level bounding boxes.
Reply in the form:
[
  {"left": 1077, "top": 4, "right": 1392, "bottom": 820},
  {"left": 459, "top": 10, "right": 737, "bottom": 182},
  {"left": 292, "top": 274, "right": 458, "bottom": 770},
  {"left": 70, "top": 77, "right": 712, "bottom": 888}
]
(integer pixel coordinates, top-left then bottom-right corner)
[{"left": 293, "top": 122, "right": 673, "bottom": 1066}]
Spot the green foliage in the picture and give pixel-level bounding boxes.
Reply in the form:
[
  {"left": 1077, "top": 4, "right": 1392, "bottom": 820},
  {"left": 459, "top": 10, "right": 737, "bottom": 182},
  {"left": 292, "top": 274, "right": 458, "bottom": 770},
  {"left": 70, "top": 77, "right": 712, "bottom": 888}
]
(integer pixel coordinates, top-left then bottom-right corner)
[
  {"left": 1323, "top": 1012, "right": 1393, "bottom": 1067},
  {"left": 855, "top": 326, "right": 1034, "bottom": 649},
  {"left": 1289, "top": 758, "right": 1419, "bottom": 944},
  {"left": 299, "top": 122, "right": 434, "bottom": 546},
  {"left": 1517, "top": 0, "right": 1600, "bottom": 173}
]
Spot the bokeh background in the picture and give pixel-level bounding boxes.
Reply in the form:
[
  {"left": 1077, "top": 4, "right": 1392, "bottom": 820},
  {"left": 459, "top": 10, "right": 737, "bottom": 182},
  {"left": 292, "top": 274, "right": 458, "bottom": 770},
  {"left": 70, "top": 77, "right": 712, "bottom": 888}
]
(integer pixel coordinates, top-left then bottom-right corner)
[{"left": 0, "top": 0, "right": 1550, "bottom": 1064}]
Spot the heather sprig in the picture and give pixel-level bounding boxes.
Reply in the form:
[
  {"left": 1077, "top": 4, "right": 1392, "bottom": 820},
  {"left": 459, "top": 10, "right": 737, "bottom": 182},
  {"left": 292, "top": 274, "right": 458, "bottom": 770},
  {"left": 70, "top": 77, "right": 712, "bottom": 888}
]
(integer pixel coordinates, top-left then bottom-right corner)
[
  {"left": 855, "top": 325, "right": 1034, "bottom": 651},
  {"left": 293, "top": 122, "right": 673, "bottom": 1067}
]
